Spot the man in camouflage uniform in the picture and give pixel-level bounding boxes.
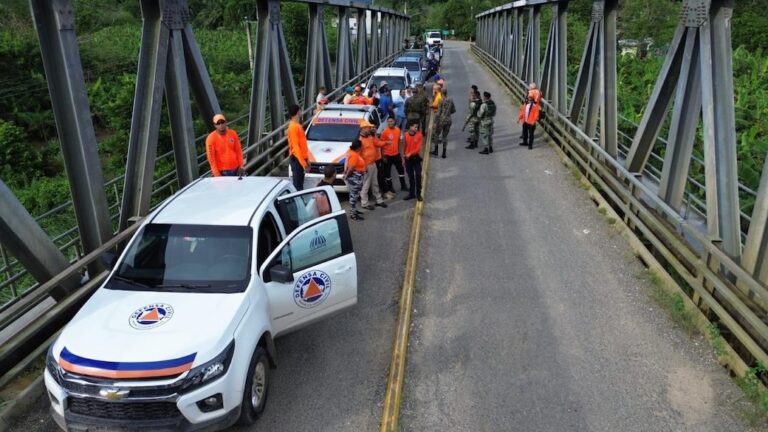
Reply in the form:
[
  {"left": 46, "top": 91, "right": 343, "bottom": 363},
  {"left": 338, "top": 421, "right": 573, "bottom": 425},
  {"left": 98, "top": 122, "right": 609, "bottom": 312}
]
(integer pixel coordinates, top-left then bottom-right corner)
[
  {"left": 431, "top": 87, "right": 456, "bottom": 159},
  {"left": 478, "top": 91, "right": 496, "bottom": 155},
  {"left": 463, "top": 87, "right": 482, "bottom": 149},
  {"left": 405, "top": 85, "right": 429, "bottom": 134}
]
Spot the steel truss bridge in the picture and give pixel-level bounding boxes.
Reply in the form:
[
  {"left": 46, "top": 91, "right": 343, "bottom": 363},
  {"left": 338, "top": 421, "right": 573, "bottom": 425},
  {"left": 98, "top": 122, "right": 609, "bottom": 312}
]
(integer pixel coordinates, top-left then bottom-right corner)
[{"left": 1, "top": 0, "right": 767, "bottom": 422}]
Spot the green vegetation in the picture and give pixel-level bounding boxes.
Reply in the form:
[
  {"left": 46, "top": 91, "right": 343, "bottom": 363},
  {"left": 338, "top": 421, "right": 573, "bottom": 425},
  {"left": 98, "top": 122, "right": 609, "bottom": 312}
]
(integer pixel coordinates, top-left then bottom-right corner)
[
  {"left": 736, "top": 363, "right": 768, "bottom": 425},
  {"left": 646, "top": 269, "right": 698, "bottom": 336},
  {"left": 706, "top": 322, "right": 728, "bottom": 359}
]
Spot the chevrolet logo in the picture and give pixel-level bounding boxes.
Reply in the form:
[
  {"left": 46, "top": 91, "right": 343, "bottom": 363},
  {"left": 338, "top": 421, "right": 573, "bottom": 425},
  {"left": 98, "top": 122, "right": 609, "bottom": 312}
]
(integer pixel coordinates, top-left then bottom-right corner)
[{"left": 99, "top": 388, "right": 129, "bottom": 401}]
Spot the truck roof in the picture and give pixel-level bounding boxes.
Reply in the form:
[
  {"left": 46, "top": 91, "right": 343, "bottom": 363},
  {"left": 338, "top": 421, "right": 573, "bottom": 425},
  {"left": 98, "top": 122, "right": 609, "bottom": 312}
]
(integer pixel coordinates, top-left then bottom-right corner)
[
  {"left": 315, "top": 104, "right": 373, "bottom": 120},
  {"left": 151, "top": 177, "right": 285, "bottom": 226}
]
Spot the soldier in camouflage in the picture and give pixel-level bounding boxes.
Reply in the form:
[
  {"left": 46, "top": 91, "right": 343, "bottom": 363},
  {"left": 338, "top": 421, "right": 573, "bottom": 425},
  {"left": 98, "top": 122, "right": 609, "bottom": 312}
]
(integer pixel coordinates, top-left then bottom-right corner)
[
  {"left": 405, "top": 85, "right": 429, "bottom": 134},
  {"left": 463, "top": 87, "right": 482, "bottom": 149},
  {"left": 430, "top": 87, "right": 456, "bottom": 159},
  {"left": 478, "top": 91, "right": 496, "bottom": 155}
]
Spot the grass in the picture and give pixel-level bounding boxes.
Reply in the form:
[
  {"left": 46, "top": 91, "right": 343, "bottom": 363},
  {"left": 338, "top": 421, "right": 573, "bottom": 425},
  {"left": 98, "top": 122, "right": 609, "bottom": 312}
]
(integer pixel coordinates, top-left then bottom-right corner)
[
  {"left": 706, "top": 323, "right": 729, "bottom": 359},
  {"left": 606, "top": 216, "right": 617, "bottom": 225},
  {"left": 597, "top": 207, "right": 607, "bottom": 215},
  {"left": 735, "top": 363, "right": 768, "bottom": 426},
  {"left": 645, "top": 269, "right": 698, "bottom": 336}
]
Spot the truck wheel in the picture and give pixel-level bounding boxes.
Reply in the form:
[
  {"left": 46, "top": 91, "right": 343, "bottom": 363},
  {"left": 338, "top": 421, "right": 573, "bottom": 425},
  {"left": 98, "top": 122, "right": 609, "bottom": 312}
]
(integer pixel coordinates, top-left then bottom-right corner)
[{"left": 237, "top": 347, "right": 270, "bottom": 425}]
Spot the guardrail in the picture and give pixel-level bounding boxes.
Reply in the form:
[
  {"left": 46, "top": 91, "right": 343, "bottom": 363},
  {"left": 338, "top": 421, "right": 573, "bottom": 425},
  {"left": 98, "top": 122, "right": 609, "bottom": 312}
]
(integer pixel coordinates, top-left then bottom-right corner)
[
  {"left": 472, "top": 43, "right": 768, "bottom": 375},
  {"left": 0, "top": 51, "right": 402, "bottom": 391}
]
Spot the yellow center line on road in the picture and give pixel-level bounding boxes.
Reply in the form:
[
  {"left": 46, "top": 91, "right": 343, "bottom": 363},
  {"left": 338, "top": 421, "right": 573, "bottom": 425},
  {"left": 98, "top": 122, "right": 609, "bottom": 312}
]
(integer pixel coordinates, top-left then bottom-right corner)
[{"left": 379, "top": 112, "right": 435, "bottom": 432}]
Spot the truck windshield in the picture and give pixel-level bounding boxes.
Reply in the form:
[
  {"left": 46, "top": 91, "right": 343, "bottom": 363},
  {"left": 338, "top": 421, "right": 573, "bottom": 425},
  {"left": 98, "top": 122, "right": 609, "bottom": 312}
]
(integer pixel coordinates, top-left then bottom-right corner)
[
  {"left": 108, "top": 224, "right": 252, "bottom": 293},
  {"left": 307, "top": 123, "right": 361, "bottom": 142},
  {"left": 429, "top": 32, "right": 441, "bottom": 38}
]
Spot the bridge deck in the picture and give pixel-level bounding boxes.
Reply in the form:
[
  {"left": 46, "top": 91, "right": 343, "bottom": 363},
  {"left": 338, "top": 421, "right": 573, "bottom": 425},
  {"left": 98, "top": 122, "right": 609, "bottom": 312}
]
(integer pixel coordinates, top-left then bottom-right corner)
[
  {"left": 12, "top": 42, "right": 752, "bottom": 432},
  {"left": 399, "top": 42, "right": 748, "bottom": 432}
]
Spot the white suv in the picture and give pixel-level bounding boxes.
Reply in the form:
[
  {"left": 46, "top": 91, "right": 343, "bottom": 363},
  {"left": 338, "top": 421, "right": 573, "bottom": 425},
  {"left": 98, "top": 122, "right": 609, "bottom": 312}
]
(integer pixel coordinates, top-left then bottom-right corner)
[
  {"left": 303, "top": 104, "right": 384, "bottom": 192},
  {"left": 44, "top": 177, "right": 357, "bottom": 431},
  {"left": 365, "top": 66, "right": 412, "bottom": 93}
]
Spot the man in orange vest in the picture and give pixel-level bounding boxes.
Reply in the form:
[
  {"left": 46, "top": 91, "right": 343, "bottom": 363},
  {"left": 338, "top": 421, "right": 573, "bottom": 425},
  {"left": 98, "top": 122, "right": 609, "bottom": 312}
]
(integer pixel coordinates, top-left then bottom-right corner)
[
  {"left": 287, "top": 104, "right": 313, "bottom": 190},
  {"left": 518, "top": 95, "right": 540, "bottom": 150},
  {"left": 359, "top": 121, "right": 388, "bottom": 210},
  {"left": 380, "top": 116, "right": 407, "bottom": 198},
  {"left": 528, "top": 82, "right": 543, "bottom": 105},
  {"left": 206, "top": 113, "right": 244, "bottom": 177},
  {"left": 342, "top": 139, "right": 367, "bottom": 221},
  {"left": 403, "top": 121, "right": 424, "bottom": 201}
]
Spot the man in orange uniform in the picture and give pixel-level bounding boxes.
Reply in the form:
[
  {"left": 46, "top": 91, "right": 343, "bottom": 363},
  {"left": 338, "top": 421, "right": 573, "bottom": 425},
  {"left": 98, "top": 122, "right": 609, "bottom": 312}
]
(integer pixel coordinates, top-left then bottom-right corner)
[
  {"left": 342, "top": 139, "right": 367, "bottom": 221},
  {"left": 287, "top": 104, "right": 313, "bottom": 190},
  {"left": 380, "top": 117, "right": 407, "bottom": 198},
  {"left": 528, "top": 82, "right": 543, "bottom": 104},
  {"left": 403, "top": 121, "right": 424, "bottom": 201},
  {"left": 359, "top": 121, "right": 388, "bottom": 210},
  {"left": 206, "top": 113, "right": 244, "bottom": 177},
  {"left": 518, "top": 95, "right": 540, "bottom": 150}
]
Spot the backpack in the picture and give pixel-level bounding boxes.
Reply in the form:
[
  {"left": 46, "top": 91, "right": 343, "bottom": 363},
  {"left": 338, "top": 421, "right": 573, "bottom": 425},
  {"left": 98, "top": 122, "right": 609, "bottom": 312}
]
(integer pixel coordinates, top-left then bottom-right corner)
[{"left": 485, "top": 100, "right": 496, "bottom": 118}]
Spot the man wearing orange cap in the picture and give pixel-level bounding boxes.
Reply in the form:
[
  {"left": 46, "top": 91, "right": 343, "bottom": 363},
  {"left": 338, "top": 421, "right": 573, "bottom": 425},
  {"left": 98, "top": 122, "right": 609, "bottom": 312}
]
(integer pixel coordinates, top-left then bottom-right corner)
[
  {"left": 359, "top": 121, "right": 388, "bottom": 210},
  {"left": 205, "top": 113, "right": 244, "bottom": 177},
  {"left": 287, "top": 104, "right": 313, "bottom": 191}
]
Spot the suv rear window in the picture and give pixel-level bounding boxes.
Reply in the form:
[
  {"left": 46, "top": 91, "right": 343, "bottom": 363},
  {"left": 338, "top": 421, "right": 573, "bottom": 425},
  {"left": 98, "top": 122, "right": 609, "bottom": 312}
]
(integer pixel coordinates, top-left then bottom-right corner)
[
  {"left": 371, "top": 76, "right": 406, "bottom": 91},
  {"left": 393, "top": 61, "right": 419, "bottom": 72},
  {"left": 429, "top": 32, "right": 441, "bottom": 38}
]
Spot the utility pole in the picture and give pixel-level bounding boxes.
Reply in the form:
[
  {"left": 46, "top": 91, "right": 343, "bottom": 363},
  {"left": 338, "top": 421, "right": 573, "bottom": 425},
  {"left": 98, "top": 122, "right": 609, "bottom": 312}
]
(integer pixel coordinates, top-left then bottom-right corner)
[{"left": 244, "top": 17, "right": 254, "bottom": 72}]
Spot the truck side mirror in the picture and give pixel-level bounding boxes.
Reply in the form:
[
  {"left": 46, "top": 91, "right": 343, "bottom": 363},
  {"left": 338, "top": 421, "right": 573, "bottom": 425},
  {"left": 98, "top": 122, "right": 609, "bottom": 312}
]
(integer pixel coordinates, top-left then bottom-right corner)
[
  {"left": 101, "top": 252, "right": 118, "bottom": 269},
  {"left": 269, "top": 264, "right": 294, "bottom": 283}
]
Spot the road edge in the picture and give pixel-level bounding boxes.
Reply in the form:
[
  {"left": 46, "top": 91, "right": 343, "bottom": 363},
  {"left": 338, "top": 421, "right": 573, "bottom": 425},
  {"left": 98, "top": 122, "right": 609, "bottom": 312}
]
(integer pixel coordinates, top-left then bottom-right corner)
[
  {"left": 379, "top": 113, "right": 434, "bottom": 432},
  {"left": 0, "top": 375, "right": 44, "bottom": 432}
]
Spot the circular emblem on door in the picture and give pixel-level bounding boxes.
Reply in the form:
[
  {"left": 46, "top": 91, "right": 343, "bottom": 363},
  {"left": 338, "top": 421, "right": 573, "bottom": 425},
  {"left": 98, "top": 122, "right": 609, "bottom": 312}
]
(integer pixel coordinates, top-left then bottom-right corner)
[
  {"left": 293, "top": 271, "right": 332, "bottom": 309},
  {"left": 129, "top": 303, "right": 174, "bottom": 330}
]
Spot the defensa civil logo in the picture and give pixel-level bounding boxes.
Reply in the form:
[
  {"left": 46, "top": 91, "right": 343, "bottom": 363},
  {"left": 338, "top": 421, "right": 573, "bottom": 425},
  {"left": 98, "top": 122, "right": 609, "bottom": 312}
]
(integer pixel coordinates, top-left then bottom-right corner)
[
  {"left": 129, "top": 303, "right": 174, "bottom": 330},
  {"left": 293, "top": 270, "right": 331, "bottom": 309}
]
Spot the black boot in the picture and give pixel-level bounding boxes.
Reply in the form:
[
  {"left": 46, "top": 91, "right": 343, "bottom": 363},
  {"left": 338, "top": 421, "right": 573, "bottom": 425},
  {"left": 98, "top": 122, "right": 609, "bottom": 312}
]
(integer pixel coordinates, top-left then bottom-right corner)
[
  {"left": 465, "top": 139, "right": 477, "bottom": 149},
  {"left": 430, "top": 144, "right": 439, "bottom": 156},
  {"left": 489, "top": 145, "right": 493, "bottom": 154},
  {"left": 479, "top": 147, "right": 490, "bottom": 155},
  {"left": 441, "top": 145, "right": 447, "bottom": 158}
]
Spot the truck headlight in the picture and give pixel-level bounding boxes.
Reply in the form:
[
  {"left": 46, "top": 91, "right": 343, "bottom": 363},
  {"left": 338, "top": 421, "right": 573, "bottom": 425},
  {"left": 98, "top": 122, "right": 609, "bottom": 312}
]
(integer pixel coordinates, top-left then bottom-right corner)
[
  {"left": 46, "top": 344, "right": 62, "bottom": 384},
  {"left": 180, "top": 341, "right": 235, "bottom": 393}
]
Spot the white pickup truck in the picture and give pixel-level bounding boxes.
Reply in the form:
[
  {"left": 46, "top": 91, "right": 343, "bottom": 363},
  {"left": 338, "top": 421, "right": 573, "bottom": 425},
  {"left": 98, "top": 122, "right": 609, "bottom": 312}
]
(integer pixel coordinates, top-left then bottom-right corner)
[{"left": 44, "top": 177, "right": 357, "bottom": 431}]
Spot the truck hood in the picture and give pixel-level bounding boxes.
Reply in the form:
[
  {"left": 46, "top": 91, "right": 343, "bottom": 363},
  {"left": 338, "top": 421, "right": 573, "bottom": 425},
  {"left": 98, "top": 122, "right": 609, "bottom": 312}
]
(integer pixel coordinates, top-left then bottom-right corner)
[
  {"left": 309, "top": 140, "right": 350, "bottom": 164},
  {"left": 53, "top": 288, "right": 248, "bottom": 377}
]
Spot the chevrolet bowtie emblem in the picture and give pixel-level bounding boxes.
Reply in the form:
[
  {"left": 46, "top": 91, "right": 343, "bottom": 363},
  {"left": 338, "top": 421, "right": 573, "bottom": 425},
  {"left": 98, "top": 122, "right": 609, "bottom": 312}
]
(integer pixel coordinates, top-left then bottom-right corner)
[{"left": 99, "top": 388, "right": 129, "bottom": 401}]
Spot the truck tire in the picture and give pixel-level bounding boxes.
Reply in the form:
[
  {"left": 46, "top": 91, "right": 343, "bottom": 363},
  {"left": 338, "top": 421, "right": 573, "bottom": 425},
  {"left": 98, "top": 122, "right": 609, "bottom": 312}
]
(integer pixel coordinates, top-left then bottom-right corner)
[{"left": 237, "top": 347, "right": 270, "bottom": 425}]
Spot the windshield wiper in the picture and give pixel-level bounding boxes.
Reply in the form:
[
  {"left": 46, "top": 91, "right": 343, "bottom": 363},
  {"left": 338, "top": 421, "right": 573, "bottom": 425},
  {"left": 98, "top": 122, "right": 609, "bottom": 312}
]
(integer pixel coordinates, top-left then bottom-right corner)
[
  {"left": 111, "top": 275, "right": 151, "bottom": 289},
  {"left": 156, "top": 283, "right": 212, "bottom": 289}
]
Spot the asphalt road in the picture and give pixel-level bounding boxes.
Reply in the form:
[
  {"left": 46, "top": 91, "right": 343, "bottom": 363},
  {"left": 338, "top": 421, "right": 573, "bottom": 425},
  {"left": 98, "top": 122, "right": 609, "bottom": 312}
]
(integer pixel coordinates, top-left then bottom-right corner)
[{"left": 399, "top": 41, "right": 752, "bottom": 432}]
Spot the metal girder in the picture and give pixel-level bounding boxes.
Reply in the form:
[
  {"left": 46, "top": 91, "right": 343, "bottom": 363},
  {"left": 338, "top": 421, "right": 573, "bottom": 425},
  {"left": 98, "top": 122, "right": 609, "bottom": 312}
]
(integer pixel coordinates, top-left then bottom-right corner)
[
  {"left": 658, "top": 30, "right": 702, "bottom": 210},
  {"left": 599, "top": 0, "right": 617, "bottom": 157},
  {"left": 744, "top": 158, "right": 768, "bottom": 285},
  {"left": 623, "top": 26, "right": 686, "bottom": 172},
  {"left": 569, "top": 21, "right": 596, "bottom": 124},
  {"left": 304, "top": 3, "right": 333, "bottom": 111},
  {"left": 0, "top": 181, "right": 78, "bottom": 299},
  {"left": 525, "top": 6, "right": 540, "bottom": 84},
  {"left": 504, "top": 11, "right": 513, "bottom": 69},
  {"left": 270, "top": 1, "right": 299, "bottom": 131},
  {"left": 512, "top": 9, "right": 523, "bottom": 75},
  {"left": 335, "top": 6, "right": 354, "bottom": 87},
  {"left": 182, "top": 26, "right": 222, "bottom": 128},
  {"left": 29, "top": 0, "right": 112, "bottom": 265},
  {"left": 370, "top": 10, "right": 380, "bottom": 64},
  {"left": 356, "top": 8, "right": 368, "bottom": 75},
  {"left": 120, "top": 0, "right": 170, "bottom": 229},
  {"left": 247, "top": 0, "right": 271, "bottom": 146},
  {"left": 700, "top": 0, "right": 740, "bottom": 258},
  {"left": 165, "top": 29, "right": 198, "bottom": 187}
]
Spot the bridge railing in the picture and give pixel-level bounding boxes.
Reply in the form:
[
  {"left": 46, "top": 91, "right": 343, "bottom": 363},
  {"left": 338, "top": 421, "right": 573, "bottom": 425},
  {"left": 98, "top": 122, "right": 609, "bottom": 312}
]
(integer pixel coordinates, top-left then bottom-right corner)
[{"left": 472, "top": 0, "right": 767, "bottom": 383}]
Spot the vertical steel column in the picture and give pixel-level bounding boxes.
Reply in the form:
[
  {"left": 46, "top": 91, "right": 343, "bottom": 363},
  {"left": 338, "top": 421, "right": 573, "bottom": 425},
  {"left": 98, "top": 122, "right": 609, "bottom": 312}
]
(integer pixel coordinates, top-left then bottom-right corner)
[
  {"left": 304, "top": 2, "right": 322, "bottom": 111},
  {"left": 700, "top": 0, "right": 740, "bottom": 258},
  {"left": 505, "top": 10, "right": 513, "bottom": 69},
  {"left": 513, "top": 9, "right": 523, "bottom": 75},
  {"left": 555, "top": 1, "right": 568, "bottom": 114},
  {"left": 247, "top": 0, "right": 270, "bottom": 146},
  {"left": 0, "top": 181, "right": 78, "bottom": 297},
  {"left": 335, "top": 5, "right": 353, "bottom": 87},
  {"left": 384, "top": 14, "right": 392, "bottom": 58},
  {"left": 165, "top": 19, "right": 197, "bottom": 187},
  {"left": 356, "top": 7, "right": 368, "bottom": 75},
  {"left": 370, "top": 11, "right": 380, "bottom": 65},
  {"left": 528, "top": 6, "right": 541, "bottom": 84},
  {"left": 271, "top": 0, "right": 299, "bottom": 125},
  {"left": 599, "top": 0, "right": 617, "bottom": 157},
  {"left": 540, "top": 17, "right": 556, "bottom": 99},
  {"left": 30, "top": 0, "right": 112, "bottom": 259},
  {"left": 120, "top": 0, "right": 170, "bottom": 229}
]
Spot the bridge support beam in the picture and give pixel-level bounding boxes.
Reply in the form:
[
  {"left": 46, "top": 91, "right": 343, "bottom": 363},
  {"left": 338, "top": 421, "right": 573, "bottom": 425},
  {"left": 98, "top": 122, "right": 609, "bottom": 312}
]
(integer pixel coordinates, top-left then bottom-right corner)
[
  {"left": 356, "top": 8, "right": 369, "bottom": 75},
  {"left": 624, "top": 0, "right": 740, "bottom": 258},
  {"left": 304, "top": 2, "right": 333, "bottom": 112},
  {"left": 335, "top": 5, "right": 355, "bottom": 88},
  {"left": 30, "top": 0, "right": 112, "bottom": 269},
  {"left": 541, "top": 1, "right": 568, "bottom": 114},
  {"left": 120, "top": 0, "right": 220, "bottom": 229},
  {"left": 523, "top": 6, "right": 541, "bottom": 85},
  {"left": 0, "top": 181, "right": 79, "bottom": 299},
  {"left": 568, "top": 0, "right": 617, "bottom": 157},
  {"left": 370, "top": 10, "right": 380, "bottom": 65}
]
